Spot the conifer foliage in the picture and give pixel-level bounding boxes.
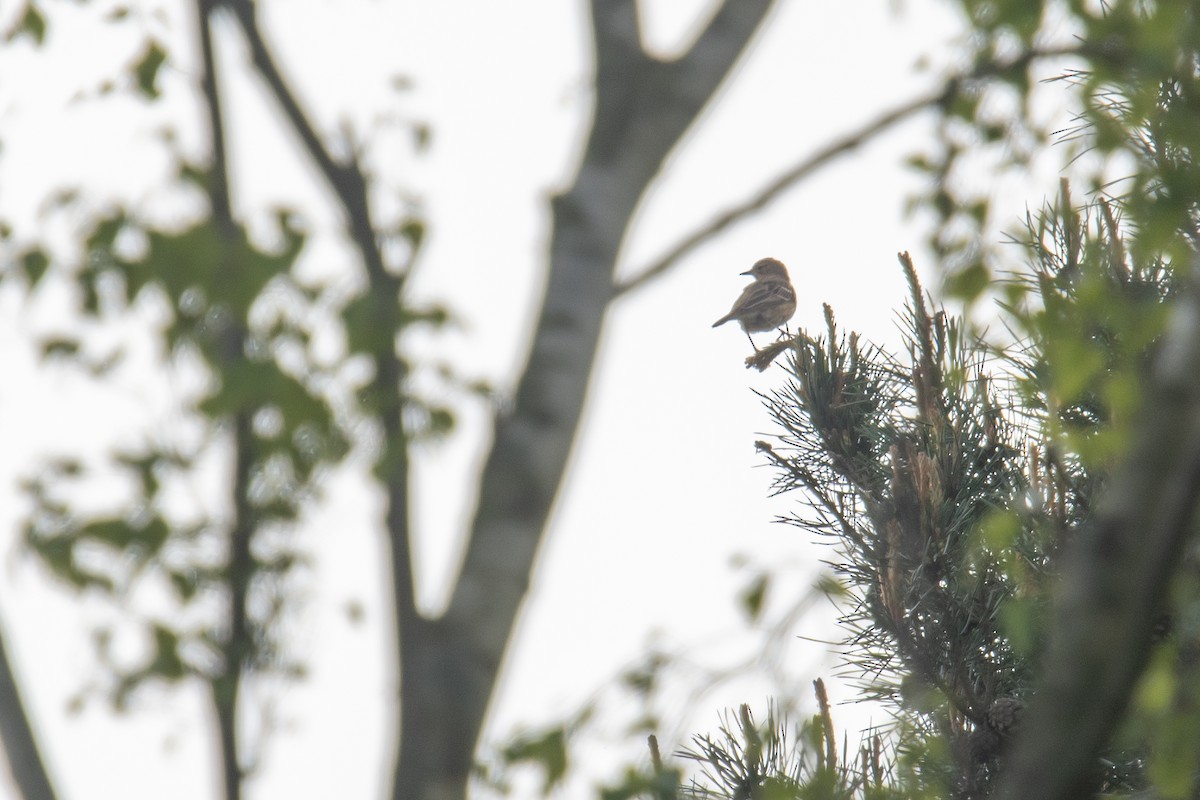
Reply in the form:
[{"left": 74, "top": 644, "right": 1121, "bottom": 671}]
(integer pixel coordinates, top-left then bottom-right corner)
[
  {"left": 760, "top": 253, "right": 1039, "bottom": 796},
  {"left": 735, "top": 190, "right": 1183, "bottom": 798}
]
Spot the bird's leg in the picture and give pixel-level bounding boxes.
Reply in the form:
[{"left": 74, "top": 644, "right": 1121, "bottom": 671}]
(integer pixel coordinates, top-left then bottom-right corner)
[{"left": 745, "top": 331, "right": 759, "bottom": 352}]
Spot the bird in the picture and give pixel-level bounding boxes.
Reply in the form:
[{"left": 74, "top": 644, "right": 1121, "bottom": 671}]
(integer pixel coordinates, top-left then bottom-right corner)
[{"left": 712, "top": 257, "right": 797, "bottom": 350}]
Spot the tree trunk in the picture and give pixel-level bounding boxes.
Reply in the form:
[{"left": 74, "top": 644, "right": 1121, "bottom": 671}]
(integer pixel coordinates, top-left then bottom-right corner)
[
  {"left": 389, "top": 3, "right": 777, "bottom": 799},
  {"left": 0, "top": 625, "right": 56, "bottom": 800}
]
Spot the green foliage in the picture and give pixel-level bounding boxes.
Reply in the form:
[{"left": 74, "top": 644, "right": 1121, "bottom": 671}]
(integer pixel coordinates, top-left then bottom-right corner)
[
  {"left": 671, "top": 695, "right": 901, "bottom": 800},
  {"left": 917, "top": 0, "right": 1200, "bottom": 304},
  {"left": 502, "top": 726, "right": 570, "bottom": 794},
  {"left": 10, "top": 0, "right": 1200, "bottom": 797},
  {"left": 1000, "top": 189, "right": 1174, "bottom": 473},
  {"left": 758, "top": 261, "right": 1041, "bottom": 795},
  {"left": 746, "top": 188, "right": 1193, "bottom": 797},
  {"left": 4, "top": 2, "right": 46, "bottom": 46},
  {"left": 10, "top": 178, "right": 459, "bottom": 717},
  {"left": 738, "top": 572, "right": 770, "bottom": 623},
  {"left": 600, "top": 768, "right": 682, "bottom": 800},
  {"left": 133, "top": 40, "right": 167, "bottom": 100},
  {"left": 20, "top": 247, "right": 49, "bottom": 287},
  {"left": 687, "top": 3, "right": 1200, "bottom": 794}
]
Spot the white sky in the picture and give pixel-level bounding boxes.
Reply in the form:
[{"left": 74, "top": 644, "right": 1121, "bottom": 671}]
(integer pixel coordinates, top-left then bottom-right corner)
[{"left": 0, "top": 1, "right": 1081, "bottom": 798}]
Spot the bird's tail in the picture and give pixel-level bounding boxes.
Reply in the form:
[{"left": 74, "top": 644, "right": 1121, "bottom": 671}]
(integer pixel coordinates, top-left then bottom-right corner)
[{"left": 711, "top": 315, "right": 731, "bottom": 328}]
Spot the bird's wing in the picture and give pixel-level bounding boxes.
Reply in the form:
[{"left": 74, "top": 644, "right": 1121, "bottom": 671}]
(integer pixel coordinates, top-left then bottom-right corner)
[{"left": 734, "top": 279, "right": 795, "bottom": 316}]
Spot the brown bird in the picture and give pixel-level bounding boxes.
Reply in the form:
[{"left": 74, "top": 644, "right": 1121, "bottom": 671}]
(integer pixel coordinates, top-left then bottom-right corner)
[{"left": 712, "top": 257, "right": 797, "bottom": 349}]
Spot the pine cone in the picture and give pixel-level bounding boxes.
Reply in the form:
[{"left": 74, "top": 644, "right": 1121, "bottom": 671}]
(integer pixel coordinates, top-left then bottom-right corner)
[
  {"left": 966, "top": 725, "right": 1002, "bottom": 764},
  {"left": 987, "top": 696, "right": 1025, "bottom": 740}
]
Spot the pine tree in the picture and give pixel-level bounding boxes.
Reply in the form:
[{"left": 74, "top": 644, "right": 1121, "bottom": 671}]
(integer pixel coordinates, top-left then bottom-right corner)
[
  {"left": 670, "top": 175, "right": 1185, "bottom": 799},
  {"left": 677, "top": 0, "right": 1200, "bottom": 794},
  {"left": 754, "top": 194, "right": 1178, "bottom": 795}
]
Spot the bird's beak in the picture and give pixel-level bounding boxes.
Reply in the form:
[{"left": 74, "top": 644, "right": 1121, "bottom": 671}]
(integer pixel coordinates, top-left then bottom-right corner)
[{"left": 739, "top": 269, "right": 753, "bottom": 276}]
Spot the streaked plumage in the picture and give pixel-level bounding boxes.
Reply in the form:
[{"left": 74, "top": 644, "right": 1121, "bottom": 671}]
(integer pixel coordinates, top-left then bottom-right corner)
[{"left": 712, "top": 257, "right": 796, "bottom": 348}]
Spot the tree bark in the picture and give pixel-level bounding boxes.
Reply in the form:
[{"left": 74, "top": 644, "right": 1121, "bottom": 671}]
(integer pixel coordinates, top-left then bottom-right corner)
[
  {"left": 390, "top": 3, "right": 777, "bottom": 799},
  {"left": 196, "top": 4, "right": 253, "bottom": 798},
  {"left": 0, "top": 625, "right": 56, "bottom": 800}
]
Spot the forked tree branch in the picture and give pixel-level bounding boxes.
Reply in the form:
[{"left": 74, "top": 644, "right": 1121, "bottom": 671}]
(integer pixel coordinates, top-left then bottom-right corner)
[{"left": 390, "top": 3, "right": 777, "bottom": 798}]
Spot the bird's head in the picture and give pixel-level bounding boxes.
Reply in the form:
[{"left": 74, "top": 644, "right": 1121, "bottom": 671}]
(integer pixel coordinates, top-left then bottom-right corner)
[{"left": 741, "top": 257, "right": 789, "bottom": 279}]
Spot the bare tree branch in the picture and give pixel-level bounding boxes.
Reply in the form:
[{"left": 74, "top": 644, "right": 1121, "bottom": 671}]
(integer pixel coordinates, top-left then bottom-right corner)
[
  {"left": 590, "top": 0, "right": 644, "bottom": 85},
  {"left": 194, "top": 4, "right": 253, "bottom": 797},
  {"left": 222, "top": 3, "right": 392, "bottom": 285},
  {"left": 612, "top": 91, "right": 944, "bottom": 297},
  {"left": 615, "top": 45, "right": 1085, "bottom": 298},
  {"left": 995, "top": 254, "right": 1200, "bottom": 800}
]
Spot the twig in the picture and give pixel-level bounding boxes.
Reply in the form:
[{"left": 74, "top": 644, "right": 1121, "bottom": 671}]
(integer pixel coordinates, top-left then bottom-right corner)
[
  {"left": 745, "top": 336, "right": 796, "bottom": 371},
  {"left": 648, "top": 734, "right": 664, "bottom": 772},
  {"left": 813, "top": 678, "right": 837, "bottom": 772},
  {"left": 754, "top": 439, "right": 865, "bottom": 549},
  {"left": 223, "top": 0, "right": 393, "bottom": 288}
]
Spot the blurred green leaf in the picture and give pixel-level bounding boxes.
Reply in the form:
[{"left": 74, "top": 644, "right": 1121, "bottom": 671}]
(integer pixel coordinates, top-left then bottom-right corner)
[
  {"left": 22, "top": 248, "right": 49, "bottom": 287},
  {"left": 944, "top": 261, "right": 991, "bottom": 302},
  {"left": 6, "top": 3, "right": 46, "bottom": 46},
  {"left": 168, "top": 570, "right": 201, "bottom": 602},
  {"left": 425, "top": 406, "right": 454, "bottom": 438},
  {"left": 502, "top": 727, "right": 568, "bottom": 792},
  {"left": 998, "top": 596, "right": 1040, "bottom": 658},
  {"left": 79, "top": 519, "right": 135, "bottom": 549},
  {"left": 739, "top": 573, "right": 769, "bottom": 622},
  {"left": 412, "top": 123, "right": 432, "bottom": 152},
  {"left": 116, "top": 450, "right": 160, "bottom": 497},
  {"left": 48, "top": 458, "right": 82, "bottom": 476},
  {"left": 133, "top": 40, "right": 167, "bottom": 99},
  {"left": 399, "top": 218, "right": 425, "bottom": 251},
  {"left": 1146, "top": 712, "right": 1200, "bottom": 799},
  {"left": 39, "top": 337, "right": 80, "bottom": 360},
  {"left": 600, "top": 767, "right": 681, "bottom": 800},
  {"left": 1135, "top": 647, "right": 1178, "bottom": 715},
  {"left": 26, "top": 526, "right": 114, "bottom": 592},
  {"left": 978, "top": 509, "right": 1020, "bottom": 552},
  {"left": 1043, "top": 335, "right": 1105, "bottom": 405},
  {"left": 149, "top": 625, "right": 185, "bottom": 680}
]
